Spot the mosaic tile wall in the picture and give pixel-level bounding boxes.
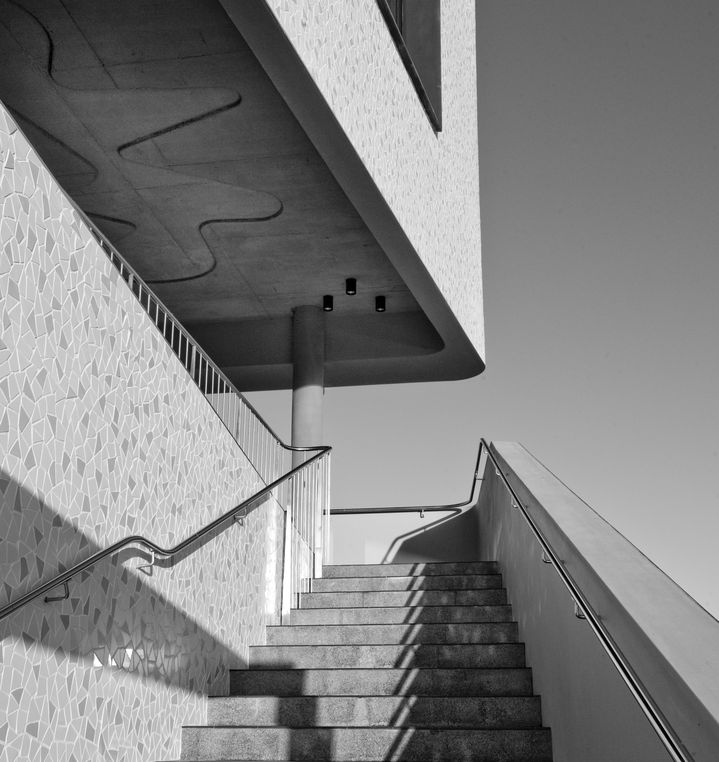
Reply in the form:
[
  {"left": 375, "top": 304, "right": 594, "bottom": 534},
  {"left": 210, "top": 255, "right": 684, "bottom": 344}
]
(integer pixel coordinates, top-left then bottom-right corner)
[
  {"left": 264, "top": 0, "right": 485, "bottom": 359},
  {"left": 0, "top": 104, "right": 284, "bottom": 761}
]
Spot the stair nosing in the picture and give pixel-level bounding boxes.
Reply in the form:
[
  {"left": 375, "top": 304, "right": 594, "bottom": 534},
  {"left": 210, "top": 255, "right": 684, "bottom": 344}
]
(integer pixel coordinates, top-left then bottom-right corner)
[
  {"left": 289, "top": 604, "right": 512, "bottom": 614},
  {"left": 312, "top": 573, "right": 503, "bottom": 580},
  {"left": 267, "top": 621, "right": 515, "bottom": 628},
  {"left": 296, "top": 604, "right": 505, "bottom": 609},
  {"left": 251, "top": 642, "right": 522, "bottom": 648},
  {"left": 237, "top": 666, "right": 531, "bottom": 673},
  {"left": 210, "top": 693, "right": 538, "bottom": 698}
]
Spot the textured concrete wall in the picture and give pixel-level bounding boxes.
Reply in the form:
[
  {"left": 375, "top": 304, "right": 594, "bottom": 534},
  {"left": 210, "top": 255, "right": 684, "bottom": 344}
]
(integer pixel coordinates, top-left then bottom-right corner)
[
  {"left": 0, "top": 105, "right": 283, "bottom": 761},
  {"left": 262, "top": 0, "right": 484, "bottom": 359}
]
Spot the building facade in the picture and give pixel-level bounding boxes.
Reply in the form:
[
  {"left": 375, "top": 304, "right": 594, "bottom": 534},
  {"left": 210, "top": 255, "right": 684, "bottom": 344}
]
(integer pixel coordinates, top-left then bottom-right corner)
[{"left": 0, "top": 2, "right": 484, "bottom": 758}]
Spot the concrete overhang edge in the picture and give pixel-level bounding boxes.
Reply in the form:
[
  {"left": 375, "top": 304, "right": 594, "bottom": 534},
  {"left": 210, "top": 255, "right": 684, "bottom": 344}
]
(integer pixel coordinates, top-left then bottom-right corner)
[{"left": 218, "top": 0, "right": 485, "bottom": 384}]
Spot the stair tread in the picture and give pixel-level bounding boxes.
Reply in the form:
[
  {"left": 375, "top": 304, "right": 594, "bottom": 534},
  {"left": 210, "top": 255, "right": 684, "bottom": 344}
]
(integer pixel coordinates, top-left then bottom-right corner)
[
  {"left": 181, "top": 726, "right": 553, "bottom": 761},
  {"left": 266, "top": 622, "right": 518, "bottom": 645},
  {"left": 180, "top": 560, "right": 552, "bottom": 760},
  {"left": 249, "top": 643, "right": 525, "bottom": 670},
  {"left": 323, "top": 562, "right": 499, "bottom": 578},
  {"left": 290, "top": 605, "right": 514, "bottom": 625},
  {"left": 312, "top": 574, "right": 503, "bottom": 593},
  {"left": 230, "top": 667, "right": 535, "bottom": 698},
  {"left": 206, "top": 695, "right": 542, "bottom": 729},
  {"left": 300, "top": 589, "right": 507, "bottom": 608}
]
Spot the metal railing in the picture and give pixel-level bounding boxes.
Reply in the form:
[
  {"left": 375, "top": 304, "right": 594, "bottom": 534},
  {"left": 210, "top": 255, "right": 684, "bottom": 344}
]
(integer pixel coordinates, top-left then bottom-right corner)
[
  {"left": 480, "top": 440, "right": 692, "bottom": 762},
  {"left": 91, "top": 219, "right": 332, "bottom": 614},
  {"left": 0, "top": 187, "right": 330, "bottom": 624},
  {"left": 334, "top": 438, "right": 692, "bottom": 762},
  {"left": 100, "top": 241, "right": 287, "bottom": 486},
  {"left": 332, "top": 436, "right": 484, "bottom": 516},
  {"left": 0, "top": 449, "right": 329, "bottom": 625},
  {"left": 276, "top": 452, "right": 331, "bottom": 618}
]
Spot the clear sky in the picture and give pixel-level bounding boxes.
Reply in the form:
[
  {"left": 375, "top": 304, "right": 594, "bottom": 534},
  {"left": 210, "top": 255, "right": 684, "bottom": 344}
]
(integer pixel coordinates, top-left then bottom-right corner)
[{"left": 250, "top": 0, "right": 719, "bottom": 619}]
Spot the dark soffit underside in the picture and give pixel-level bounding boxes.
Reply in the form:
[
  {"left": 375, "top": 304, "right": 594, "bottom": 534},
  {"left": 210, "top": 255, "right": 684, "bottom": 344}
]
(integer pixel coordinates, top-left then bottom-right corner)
[{"left": 0, "top": 0, "right": 482, "bottom": 389}]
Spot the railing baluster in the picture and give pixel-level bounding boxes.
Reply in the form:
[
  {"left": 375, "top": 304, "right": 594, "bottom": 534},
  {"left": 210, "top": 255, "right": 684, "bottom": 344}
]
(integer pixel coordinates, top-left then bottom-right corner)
[
  {"left": 88, "top": 222, "right": 329, "bottom": 622},
  {"left": 223, "top": 380, "right": 228, "bottom": 427}
]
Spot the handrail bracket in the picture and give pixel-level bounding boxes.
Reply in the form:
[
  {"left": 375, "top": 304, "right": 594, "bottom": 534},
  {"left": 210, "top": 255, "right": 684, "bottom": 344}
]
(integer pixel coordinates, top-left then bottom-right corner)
[{"left": 44, "top": 579, "right": 70, "bottom": 603}]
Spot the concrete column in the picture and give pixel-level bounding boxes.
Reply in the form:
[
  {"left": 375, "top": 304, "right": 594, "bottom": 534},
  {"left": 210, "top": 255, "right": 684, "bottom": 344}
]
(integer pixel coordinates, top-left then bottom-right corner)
[{"left": 291, "top": 306, "right": 325, "bottom": 462}]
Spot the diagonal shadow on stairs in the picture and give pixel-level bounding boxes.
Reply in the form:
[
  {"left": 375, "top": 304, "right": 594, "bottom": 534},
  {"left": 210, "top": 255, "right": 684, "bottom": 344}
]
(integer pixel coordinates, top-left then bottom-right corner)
[{"left": 314, "top": 562, "right": 549, "bottom": 762}]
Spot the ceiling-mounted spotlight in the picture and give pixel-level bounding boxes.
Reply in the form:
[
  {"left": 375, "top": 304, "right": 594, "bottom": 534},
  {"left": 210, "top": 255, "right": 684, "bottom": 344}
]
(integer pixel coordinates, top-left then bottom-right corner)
[
  {"left": 323, "top": 294, "right": 334, "bottom": 312},
  {"left": 345, "top": 277, "right": 357, "bottom": 295},
  {"left": 375, "top": 295, "right": 386, "bottom": 312}
]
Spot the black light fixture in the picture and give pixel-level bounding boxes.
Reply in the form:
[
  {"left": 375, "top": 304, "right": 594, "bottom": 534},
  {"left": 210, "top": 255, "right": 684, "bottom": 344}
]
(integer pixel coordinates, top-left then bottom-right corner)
[
  {"left": 375, "top": 295, "right": 386, "bottom": 312},
  {"left": 345, "top": 277, "right": 357, "bottom": 295},
  {"left": 322, "top": 294, "right": 334, "bottom": 312}
]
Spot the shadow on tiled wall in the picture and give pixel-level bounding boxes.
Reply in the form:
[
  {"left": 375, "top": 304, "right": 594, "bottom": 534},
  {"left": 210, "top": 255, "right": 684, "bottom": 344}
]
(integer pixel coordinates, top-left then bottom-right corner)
[{"left": 0, "top": 469, "right": 260, "bottom": 696}]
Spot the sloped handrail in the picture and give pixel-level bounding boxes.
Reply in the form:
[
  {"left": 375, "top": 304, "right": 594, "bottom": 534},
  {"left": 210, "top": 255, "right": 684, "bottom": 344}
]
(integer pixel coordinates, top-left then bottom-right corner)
[
  {"left": 93, "top": 230, "right": 292, "bottom": 486},
  {"left": 0, "top": 446, "right": 330, "bottom": 625},
  {"left": 332, "top": 437, "right": 484, "bottom": 515},
  {"left": 84, "top": 216, "right": 333, "bottom": 613},
  {"left": 8, "top": 96, "right": 312, "bottom": 486},
  {"left": 1, "top": 112, "right": 331, "bottom": 626},
  {"left": 482, "top": 440, "right": 691, "bottom": 762},
  {"left": 334, "top": 438, "right": 692, "bottom": 762}
]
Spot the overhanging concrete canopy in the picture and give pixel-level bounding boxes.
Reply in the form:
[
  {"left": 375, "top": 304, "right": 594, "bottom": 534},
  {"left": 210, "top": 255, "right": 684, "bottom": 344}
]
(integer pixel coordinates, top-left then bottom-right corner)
[{"left": 0, "top": 0, "right": 484, "bottom": 390}]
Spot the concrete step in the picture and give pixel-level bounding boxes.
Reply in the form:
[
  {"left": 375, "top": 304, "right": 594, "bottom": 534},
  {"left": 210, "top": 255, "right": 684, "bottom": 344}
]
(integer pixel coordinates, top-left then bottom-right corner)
[
  {"left": 311, "top": 573, "right": 503, "bottom": 593},
  {"left": 249, "top": 643, "right": 525, "bottom": 670},
  {"left": 207, "top": 695, "right": 542, "bottom": 729},
  {"left": 323, "top": 561, "right": 499, "bottom": 578},
  {"left": 266, "top": 621, "right": 518, "bottom": 646},
  {"left": 230, "top": 667, "right": 534, "bottom": 697},
  {"left": 299, "top": 588, "right": 507, "bottom": 609},
  {"left": 180, "top": 725, "right": 553, "bottom": 761},
  {"left": 290, "top": 604, "right": 513, "bottom": 626}
]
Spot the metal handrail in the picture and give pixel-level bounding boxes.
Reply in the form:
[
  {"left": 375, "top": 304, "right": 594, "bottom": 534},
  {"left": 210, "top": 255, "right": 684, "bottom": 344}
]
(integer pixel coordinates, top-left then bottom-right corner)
[
  {"left": 7, "top": 106, "right": 321, "bottom": 479},
  {"left": 6, "top": 107, "right": 305, "bottom": 479},
  {"left": 0, "top": 447, "right": 330, "bottom": 625},
  {"left": 332, "top": 437, "right": 485, "bottom": 515},
  {"left": 1, "top": 114, "right": 331, "bottom": 626},
  {"left": 94, "top": 232, "right": 292, "bottom": 480},
  {"left": 332, "top": 437, "right": 692, "bottom": 762},
  {"left": 480, "top": 439, "right": 692, "bottom": 762}
]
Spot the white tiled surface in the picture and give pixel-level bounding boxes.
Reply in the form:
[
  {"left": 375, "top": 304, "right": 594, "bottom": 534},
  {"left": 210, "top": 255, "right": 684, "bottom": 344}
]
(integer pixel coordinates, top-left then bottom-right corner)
[
  {"left": 264, "top": 0, "right": 484, "bottom": 359},
  {"left": 0, "top": 103, "right": 282, "bottom": 761}
]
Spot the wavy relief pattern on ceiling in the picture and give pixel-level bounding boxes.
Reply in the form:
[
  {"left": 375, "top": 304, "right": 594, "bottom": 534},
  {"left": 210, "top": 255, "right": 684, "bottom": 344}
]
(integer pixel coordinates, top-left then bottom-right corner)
[{"left": 0, "top": 0, "right": 284, "bottom": 284}]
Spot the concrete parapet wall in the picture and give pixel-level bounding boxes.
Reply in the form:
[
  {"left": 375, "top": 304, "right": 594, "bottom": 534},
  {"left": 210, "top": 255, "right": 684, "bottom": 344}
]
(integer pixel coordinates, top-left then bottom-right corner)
[
  {"left": 331, "top": 507, "right": 478, "bottom": 565},
  {"left": 478, "top": 441, "right": 719, "bottom": 762},
  {"left": 0, "top": 104, "right": 282, "bottom": 761}
]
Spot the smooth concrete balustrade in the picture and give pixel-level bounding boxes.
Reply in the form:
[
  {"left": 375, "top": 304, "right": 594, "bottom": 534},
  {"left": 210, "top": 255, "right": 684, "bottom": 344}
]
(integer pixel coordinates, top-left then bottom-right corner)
[{"left": 479, "top": 441, "right": 719, "bottom": 762}]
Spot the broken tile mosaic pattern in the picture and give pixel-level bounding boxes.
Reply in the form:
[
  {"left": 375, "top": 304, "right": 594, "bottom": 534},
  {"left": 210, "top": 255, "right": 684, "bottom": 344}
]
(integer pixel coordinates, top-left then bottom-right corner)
[
  {"left": 0, "top": 103, "right": 283, "bottom": 761},
  {"left": 264, "top": 0, "right": 484, "bottom": 357}
]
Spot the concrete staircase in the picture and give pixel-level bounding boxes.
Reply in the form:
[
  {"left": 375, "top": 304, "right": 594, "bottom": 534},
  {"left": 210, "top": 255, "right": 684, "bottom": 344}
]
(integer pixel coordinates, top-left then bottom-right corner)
[{"left": 178, "top": 561, "right": 553, "bottom": 761}]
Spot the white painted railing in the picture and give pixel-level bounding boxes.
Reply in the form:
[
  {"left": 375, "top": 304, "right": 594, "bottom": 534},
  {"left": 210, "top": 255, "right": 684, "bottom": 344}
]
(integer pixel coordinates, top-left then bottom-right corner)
[
  {"left": 0, "top": 106, "right": 331, "bottom": 621},
  {"left": 84, "top": 214, "right": 331, "bottom": 614}
]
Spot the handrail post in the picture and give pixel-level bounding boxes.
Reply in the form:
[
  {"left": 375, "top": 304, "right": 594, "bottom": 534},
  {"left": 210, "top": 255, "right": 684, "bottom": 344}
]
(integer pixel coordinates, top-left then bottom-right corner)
[
  {"left": 280, "top": 488, "right": 294, "bottom": 624},
  {"left": 313, "top": 459, "right": 324, "bottom": 578}
]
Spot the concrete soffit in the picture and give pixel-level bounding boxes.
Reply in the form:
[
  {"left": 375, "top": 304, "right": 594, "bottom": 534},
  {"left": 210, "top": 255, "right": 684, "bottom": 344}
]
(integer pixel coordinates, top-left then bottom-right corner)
[
  {"left": 0, "top": 0, "right": 484, "bottom": 390},
  {"left": 218, "top": 0, "right": 485, "bottom": 388}
]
